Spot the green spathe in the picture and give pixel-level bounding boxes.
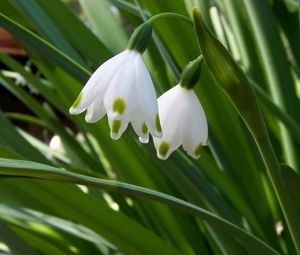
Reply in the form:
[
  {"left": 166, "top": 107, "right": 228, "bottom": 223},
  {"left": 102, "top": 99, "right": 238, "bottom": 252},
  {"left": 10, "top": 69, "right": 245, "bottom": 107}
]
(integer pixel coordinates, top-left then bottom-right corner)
[{"left": 192, "top": 8, "right": 266, "bottom": 140}]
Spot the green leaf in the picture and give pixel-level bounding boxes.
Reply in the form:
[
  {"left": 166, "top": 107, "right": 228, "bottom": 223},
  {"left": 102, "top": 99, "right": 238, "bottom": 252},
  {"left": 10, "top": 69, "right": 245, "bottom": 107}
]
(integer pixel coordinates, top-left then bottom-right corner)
[
  {"left": 0, "top": 13, "right": 90, "bottom": 82},
  {"left": 193, "top": 8, "right": 300, "bottom": 253},
  {"left": 192, "top": 8, "right": 266, "bottom": 140},
  {"left": 24, "top": 0, "right": 111, "bottom": 64},
  {"left": 79, "top": 0, "right": 128, "bottom": 53},
  {"left": 0, "top": 221, "right": 41, "bottom": 255},
  {"left": 0, "top": 158, "right": 281, "bottom": 255},
  {"left": 9, "top": 0, "right": 111, "bottom": 66},
  {"left": 281, "top": 164, "right": 300, "bottom": 214},
  {"left": 241, "top": 0, "right": 299, "bottom": 169},
  {"left": 0, "top": 72, "right": 104, "bottom": 172},
  {"left": 7, "top": 0, "right": 82, "bottom": 65},
  {"left": 249, "top": 79, "right": 300, "bottom": 146},
  {"left": 0, "top": 52, "right": 67, "bottom": 114},
  {"left": 4, "top": 112, "right": 47, "bottom": 129},
  {"left": 0, "top": 204, "right": 115, "bottom": 255},
  {"left": 0, "top": 204, "right": 115, "bottom": 248},
  {"left": 0, "top": 112, "right": 48, "bottom": 163},
  {"left": 0, "top": 181, "right": 183, "bottom": 255}
]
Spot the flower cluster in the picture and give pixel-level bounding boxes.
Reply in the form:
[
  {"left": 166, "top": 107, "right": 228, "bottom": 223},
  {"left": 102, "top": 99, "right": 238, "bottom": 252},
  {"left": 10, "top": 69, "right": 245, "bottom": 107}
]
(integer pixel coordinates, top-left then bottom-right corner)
[
  {"left": 69, "top": 50, "right": 161, "bottom": 143},
  {"left": 69, "top": 22, "right": 208, "bottom": 160}
]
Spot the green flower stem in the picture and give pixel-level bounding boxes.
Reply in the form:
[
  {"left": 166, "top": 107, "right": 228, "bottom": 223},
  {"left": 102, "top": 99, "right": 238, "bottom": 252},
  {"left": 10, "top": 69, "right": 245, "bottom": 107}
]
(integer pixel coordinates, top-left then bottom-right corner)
[
  {"left": 127, "top": 22, "right": 153, "bottom": 53},
  {"left": 128, "top": 13, "right": 192, "bottom": 53},
  {"left": 192, "top": 8, "right": 300, "bottom": 253},
  {"left": 147, "top": 12, "right": 193, "bottom": 25}
]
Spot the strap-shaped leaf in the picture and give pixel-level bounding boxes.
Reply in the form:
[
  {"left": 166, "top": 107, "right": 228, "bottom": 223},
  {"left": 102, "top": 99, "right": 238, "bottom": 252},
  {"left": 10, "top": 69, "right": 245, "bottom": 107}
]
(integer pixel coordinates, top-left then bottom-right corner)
[
  {"left": 0, "top": 158, "right": 280, "bottom": 255},
  {"left": 0, "top": 13, "right": 90, "bottom": 82}
]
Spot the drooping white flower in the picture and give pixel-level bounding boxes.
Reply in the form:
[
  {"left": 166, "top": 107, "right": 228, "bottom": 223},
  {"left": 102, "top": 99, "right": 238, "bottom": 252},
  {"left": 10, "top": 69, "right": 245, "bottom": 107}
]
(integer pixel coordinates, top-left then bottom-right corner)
[
  {"left": 69, "top": 49, "right": 162, "bottom": 142},
  {"left": 153, "top": 84, "right": 208, "bottom": 160}
]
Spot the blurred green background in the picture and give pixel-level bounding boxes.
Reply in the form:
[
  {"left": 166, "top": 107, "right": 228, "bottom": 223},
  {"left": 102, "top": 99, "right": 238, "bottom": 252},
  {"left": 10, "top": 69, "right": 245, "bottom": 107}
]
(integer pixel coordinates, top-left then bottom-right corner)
[{"left": 0, "top": 0, "right": 299, "bottom": 254}]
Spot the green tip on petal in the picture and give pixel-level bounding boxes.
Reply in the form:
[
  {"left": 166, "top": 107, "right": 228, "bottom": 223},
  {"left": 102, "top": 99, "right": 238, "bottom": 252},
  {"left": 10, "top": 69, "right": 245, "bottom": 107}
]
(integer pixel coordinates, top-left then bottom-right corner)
[
  {"left": 141, "top": 122, "right": 148, "bottom": 135},
  {"left": 113, "top": 98, "right": 126, "bottom": 114},
  {"left": 159, "top": 141, "right": 169, "bottom": 157},
  {"left": 194, "top": 144, "right": 202, "bottom": 157},
  {"left": 155, "top": 114, "right": 162, "bottom": 133},
  {"left": 112, "top": 120, "right": 121, "bottom": 134},
  {"left": 71, "top": 92, "right": 82, "bottom": 109}
]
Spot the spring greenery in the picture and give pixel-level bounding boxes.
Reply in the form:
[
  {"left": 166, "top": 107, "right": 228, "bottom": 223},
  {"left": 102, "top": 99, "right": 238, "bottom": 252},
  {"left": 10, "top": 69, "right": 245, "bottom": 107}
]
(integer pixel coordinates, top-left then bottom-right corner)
[{"left": 0, "top": 0, "right": 299, "bottom": 254}]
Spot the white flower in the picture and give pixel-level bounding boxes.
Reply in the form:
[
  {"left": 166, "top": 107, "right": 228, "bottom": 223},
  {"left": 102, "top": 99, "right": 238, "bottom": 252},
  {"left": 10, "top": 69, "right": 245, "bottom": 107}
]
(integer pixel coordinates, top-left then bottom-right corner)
[
  {"left": 153, "top": 84, "right": 208, "bottom": 160},
  {"left": 69, "top": 49, "right": 162, "bottom": 142}
]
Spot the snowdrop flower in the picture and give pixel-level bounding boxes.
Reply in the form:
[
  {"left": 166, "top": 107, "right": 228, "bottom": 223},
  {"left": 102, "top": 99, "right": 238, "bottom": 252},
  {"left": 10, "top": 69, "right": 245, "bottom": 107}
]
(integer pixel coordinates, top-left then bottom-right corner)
[
  {"left": 153, "top": 57, "right": 208, "bottom": 160},
  {"left": 69, "top": 23, "right": 162, "bottom": 142}
]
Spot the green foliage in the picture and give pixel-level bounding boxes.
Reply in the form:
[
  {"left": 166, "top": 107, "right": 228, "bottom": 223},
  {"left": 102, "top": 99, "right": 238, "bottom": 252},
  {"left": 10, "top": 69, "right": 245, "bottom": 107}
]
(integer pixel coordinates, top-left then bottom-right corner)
[{"left": 0, "top": 0, "right": 299, "bottom": 254}]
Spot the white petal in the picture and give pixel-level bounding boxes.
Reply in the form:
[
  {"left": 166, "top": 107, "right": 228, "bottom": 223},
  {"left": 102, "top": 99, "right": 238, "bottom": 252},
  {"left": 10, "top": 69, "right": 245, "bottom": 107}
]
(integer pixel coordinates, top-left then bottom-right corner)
[
  {"left": 104, "top": 51, "right": 138, "bottom": 120},
  {"left": 182, "top": 90, "right": 208, "bottom": 159},
  {"left": 199, "top": 109, "right": 208, "bottom": 145},
  {"left": 131, "top": 108, "right": 149, "bottom": 144},
  {"left": 139, "top": 137, "right": 149, "bottom": 143},
  {"left": 135, "top": 54, "right": 161, "bottom": 138},
  {"left": 84, "top": 97, "right": 106, "bottom": 123},
  {"left": 69, "top": 50, "right": 129, "bottom": 115},
  {"left": 153, "top": 85, "right": 187, "bottom": 159}
]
